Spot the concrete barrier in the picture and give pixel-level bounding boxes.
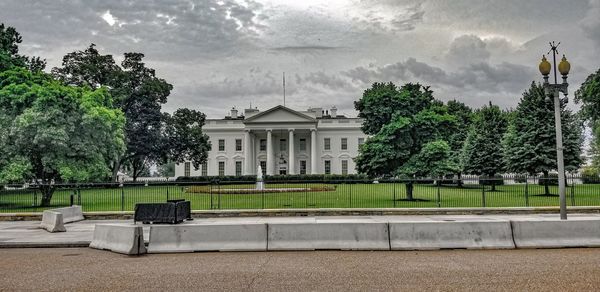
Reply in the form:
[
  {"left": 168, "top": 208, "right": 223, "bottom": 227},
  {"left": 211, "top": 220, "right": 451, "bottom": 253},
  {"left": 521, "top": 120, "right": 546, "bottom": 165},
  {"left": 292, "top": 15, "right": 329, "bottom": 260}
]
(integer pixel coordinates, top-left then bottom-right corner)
[
  {"left": 511, "top": 219, "right": 600, "bottom": 248},
  {"left": 39, "top": 210, "right": 66, "bottom": 233},
  {"left": 147, "top": 223, "right": 267, "bottom": 253},
  {"left": 389, "top": 220, "right": 515, "bottom": 250},
  {"left": 89, "top": 224, "right": 146, "bottom": 255},
  {"left": 267, "top": 222, "right": 389, "bottom": 250},
  {"left": 52, "top": 205, "right": 84, "bottom": 223}
]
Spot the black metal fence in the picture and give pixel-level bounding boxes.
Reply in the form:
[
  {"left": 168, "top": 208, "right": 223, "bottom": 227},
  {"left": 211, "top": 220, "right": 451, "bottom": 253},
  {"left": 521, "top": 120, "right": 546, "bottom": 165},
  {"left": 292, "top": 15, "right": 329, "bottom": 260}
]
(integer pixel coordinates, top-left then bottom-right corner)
[{"left": 1, "top": 175, "right": 599, "bottom": 213}]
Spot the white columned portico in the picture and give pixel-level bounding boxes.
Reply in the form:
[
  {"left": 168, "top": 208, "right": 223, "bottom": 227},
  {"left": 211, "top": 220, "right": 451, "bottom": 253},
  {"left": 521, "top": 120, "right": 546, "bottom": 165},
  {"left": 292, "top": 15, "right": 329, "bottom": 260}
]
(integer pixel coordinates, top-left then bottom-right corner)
[
  {"left": 244, "top": 129, "right": 252, "bottom": 175},
  {"left": 288, "top": 129, "right": 295, "bottom": 175},
  {"left": 266, "top": 129, "right": 274, "bottom": 175},
  {"left": 310, "top": 128, "right": 318, "bottom": 174}
]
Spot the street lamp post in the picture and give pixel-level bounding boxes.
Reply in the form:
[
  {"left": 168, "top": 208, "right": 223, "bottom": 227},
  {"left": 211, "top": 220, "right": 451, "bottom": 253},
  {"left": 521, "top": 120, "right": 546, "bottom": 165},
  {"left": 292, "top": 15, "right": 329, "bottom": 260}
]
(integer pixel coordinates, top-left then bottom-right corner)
[{"left": 538, "top": 41, "right": 571, "bottom": 220}]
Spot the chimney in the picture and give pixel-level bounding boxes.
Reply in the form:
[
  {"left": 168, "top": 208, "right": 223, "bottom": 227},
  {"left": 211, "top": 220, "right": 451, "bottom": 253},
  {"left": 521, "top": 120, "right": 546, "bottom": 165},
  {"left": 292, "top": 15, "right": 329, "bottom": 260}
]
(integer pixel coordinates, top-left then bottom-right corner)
[
  {"left": 330, "top": 106, "right": 337, "bottom": 117},
  {"left": 230, "top": 107, "right": 238, "bottom": 118}
]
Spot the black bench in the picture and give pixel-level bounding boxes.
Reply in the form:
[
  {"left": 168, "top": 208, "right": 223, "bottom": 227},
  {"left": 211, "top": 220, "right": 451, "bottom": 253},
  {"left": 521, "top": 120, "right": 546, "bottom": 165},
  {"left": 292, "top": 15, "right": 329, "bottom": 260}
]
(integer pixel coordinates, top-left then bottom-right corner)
[{"left": 134, "top": 200, "right": 191, "bottom": 224}]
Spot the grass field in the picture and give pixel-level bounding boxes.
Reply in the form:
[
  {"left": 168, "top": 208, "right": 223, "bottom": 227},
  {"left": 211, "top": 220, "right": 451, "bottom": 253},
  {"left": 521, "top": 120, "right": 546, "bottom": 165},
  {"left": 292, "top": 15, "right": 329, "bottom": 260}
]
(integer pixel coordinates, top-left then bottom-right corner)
[{"left": 1, "top": 182, "right": 599, "bottom": 213}]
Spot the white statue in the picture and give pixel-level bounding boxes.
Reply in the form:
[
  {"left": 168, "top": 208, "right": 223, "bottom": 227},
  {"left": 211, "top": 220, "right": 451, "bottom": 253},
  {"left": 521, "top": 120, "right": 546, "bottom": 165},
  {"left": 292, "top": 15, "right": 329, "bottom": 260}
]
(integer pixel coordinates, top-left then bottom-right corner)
[{"left": 256, "top": 165, "right": 264, "bottom": 190}]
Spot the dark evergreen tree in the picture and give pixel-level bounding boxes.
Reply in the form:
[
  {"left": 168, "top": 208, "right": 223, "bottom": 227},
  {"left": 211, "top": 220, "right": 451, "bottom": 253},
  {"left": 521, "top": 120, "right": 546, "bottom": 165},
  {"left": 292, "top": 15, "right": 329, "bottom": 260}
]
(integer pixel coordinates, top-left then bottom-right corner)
[
  {"left": 502, "top": 82, "right": 583, "bottom": 195},
  {"left": 461, "top": 102, "right": 507, "bottom": 190}
]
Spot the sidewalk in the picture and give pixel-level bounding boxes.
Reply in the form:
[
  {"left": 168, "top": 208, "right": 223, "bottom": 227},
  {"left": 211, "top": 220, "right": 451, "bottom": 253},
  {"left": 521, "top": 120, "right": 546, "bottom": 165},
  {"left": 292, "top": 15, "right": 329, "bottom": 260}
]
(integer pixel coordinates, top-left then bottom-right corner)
[{"left": 1, "top": 213, "right": 600, "bottom": 248}]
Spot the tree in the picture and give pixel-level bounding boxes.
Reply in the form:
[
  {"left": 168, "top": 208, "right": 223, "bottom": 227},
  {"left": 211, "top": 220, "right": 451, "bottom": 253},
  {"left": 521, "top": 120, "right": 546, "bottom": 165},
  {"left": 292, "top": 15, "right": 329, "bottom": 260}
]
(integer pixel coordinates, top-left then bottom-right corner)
[
  {"left": 446, "top": 100, "right": 473, "bottom": 186},
  {"left": 0, "top": 23, "right": 46, "bottom": 72},
  {"left": 575, "top": 68, "right": 600, "bottom": 169},
  {"left": 157, "top": 162, "right": 176, "bottom": 177},
  {"left": 52, "top": 46, "right": 174, "bottom": 181},
  {"left": 461, "top": 102, "right": 508, "bottom": 190},
  {"left": 354, "top": 82, "right": 456, "bottom": 200},
  {"left": 503, "top": 82, "right": 583, "bottom": 195},
  {"left": 161, "top": 108, "right": 211, "bottom": 170},
  {"left": 0, "top": 68, "right": 125, "bottom": 205}
]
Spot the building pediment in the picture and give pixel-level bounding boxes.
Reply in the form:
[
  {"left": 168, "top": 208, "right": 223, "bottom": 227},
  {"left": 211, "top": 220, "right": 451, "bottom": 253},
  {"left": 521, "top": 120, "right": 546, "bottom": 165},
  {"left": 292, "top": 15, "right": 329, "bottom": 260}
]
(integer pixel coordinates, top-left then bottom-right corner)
[{"left": 244, "top": 105, "right": 316, "bottom": 124}]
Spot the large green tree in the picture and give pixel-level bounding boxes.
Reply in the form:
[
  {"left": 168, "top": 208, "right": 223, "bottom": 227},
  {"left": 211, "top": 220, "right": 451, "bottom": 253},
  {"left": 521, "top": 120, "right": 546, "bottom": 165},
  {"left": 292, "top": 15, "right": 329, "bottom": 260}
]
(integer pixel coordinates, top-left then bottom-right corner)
[
  {"left": 503, "top": 82, "right": 583, "bottom": 195},
  {"left": 575, "top": 68, "right": 600, "bottom": 170},
  {"left": 462, "top": 102, "right": 508, "bottom": 190},
  {"left": 0, "top": 68, "right": 125, "bottom": 205},
  {"left": 354, "top": 82, "right": 456, "bottom": 200},
  {"left": 52, "top": 45, "right": 209, "bottom": 181},
  {"left": 445, "top": 100, "right": 473, "bottom": 185}
]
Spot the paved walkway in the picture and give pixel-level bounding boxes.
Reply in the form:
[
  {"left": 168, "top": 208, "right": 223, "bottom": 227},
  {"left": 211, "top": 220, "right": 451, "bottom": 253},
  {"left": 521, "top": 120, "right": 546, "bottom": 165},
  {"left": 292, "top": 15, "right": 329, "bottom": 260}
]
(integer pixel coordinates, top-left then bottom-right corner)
[{"left": 1, "top": 213, "right": 600, "bottom": 247}]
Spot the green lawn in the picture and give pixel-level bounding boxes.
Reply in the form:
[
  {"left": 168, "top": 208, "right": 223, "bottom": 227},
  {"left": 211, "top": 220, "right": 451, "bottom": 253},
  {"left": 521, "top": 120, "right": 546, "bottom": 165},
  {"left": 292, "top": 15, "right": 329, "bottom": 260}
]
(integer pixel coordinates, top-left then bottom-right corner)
[{"left": 1, "top": 182, "right": 599, "bottom": 213}]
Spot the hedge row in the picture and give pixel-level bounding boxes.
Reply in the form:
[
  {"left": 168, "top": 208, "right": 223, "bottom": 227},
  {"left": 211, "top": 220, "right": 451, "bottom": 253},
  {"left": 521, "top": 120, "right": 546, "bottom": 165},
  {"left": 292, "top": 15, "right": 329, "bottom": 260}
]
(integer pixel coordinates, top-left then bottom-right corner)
[{"left": 175, "top": 174, "right": 370, "bottom": 183}]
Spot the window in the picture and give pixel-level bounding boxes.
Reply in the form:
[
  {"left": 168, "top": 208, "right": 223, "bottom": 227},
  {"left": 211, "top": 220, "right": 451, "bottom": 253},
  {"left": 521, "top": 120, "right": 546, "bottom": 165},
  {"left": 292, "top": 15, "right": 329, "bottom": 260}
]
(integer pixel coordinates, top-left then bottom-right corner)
[
  {"left": 260, "top": 139, "right": 267, "bottom": 151},
  {"left": 300, "top": 160, "right": 307, "bottom": 175},
  {"left": 260, "top": 161, "right": 267, "bottom": 176},
  {"left": 324, "top": 138, "right": 331, "bottom": 150},
  {"left": 341, "top": 160, "right": 348, "bottom": 175},
  {"left": 324, "top": 160, "right": 331, "bottom": 174},
  {"left": 235, "top": 139, "right": 242, "bottom": 151},
  {"left": 201, "top": 162, "right": 208, "bottom": 176},
  {"left": 184, "top": 162, "right": 191, "bottom": 177},
  {"left": 358, "top": 137, "right": 365, "bottom": 147},
  {"left": 341, "top": 138, "right": 348, "bottom": 150},
  {"left": 279, "top": 139, "right": 287, "bottom": 151},
  {"left": 235, "top": 161, "right": 242, "bottom": 176},
  {"left": 218, "top": 161, "right": 225, "bottom": 176},
  {"left": 299, "top": 139, "right": 306, "bottom": 151},
  {"left": 218, "top": 139, "right": 225, "bottom": 151}
]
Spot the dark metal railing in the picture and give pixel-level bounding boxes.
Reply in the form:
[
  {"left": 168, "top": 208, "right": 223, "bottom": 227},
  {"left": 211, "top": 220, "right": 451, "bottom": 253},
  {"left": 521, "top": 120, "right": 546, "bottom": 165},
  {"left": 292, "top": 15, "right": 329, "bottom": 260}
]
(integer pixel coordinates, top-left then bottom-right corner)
[{"left": 1, "top": 175, "right": 598, "bottom": 213}]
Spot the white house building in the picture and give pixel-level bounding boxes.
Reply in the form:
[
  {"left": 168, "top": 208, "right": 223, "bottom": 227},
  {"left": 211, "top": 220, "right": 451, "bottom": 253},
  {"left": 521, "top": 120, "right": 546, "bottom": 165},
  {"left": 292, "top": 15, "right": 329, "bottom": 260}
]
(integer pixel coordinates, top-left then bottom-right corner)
[{"left": 175, "top": 105, "right": 367, "bottom": 178}]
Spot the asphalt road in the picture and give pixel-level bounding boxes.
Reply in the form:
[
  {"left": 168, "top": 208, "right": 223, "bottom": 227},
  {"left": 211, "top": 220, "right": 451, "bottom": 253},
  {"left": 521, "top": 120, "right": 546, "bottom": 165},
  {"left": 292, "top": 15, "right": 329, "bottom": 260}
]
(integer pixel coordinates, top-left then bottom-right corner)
[{"left": 1, "top": 248, "right": 600, "bottom": 291}]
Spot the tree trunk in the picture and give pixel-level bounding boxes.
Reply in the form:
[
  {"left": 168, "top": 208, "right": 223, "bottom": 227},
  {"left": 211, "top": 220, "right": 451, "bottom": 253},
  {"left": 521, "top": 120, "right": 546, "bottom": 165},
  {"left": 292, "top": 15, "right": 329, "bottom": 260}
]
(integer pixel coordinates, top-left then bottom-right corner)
[
  {"left": 457, "top": 173, "right": 463, "bottom": 188},
  {"left": 111, "top": 159, "right": 121, "bottom": 182},
  {"left": 40, "top": 185, "right": 55, "bottom": 207},
  {"left": 543, "top": 171, "right": 550, "bottom": 195},
  {"left": 491, "top": 184, "right": 496, "bottom": 192},
  {"left": 405, "top": 181, "right": 414, "bottom": 201}
]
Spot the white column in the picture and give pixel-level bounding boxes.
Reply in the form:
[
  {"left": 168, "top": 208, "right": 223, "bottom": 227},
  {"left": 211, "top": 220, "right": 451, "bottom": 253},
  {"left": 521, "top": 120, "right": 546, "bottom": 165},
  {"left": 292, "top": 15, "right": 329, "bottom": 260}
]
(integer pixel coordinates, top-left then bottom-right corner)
[
  {"left": 288, "top": 129, "right": 295, "bottom": 175},
  {"left": 244, "top": 129, "right": 252, "bottom": 175},
  {"left": 310, "top": 128, "right": 318, "bottom": 174},
  {"left": 266, "top": 129, "right": 274, "bottom": 175}
]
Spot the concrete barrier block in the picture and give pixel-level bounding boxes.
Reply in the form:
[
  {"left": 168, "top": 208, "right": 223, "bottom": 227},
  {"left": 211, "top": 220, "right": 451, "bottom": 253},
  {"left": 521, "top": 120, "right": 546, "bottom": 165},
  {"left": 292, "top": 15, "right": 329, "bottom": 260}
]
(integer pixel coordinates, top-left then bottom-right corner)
[
  {"left": 52, "top": 205, "right": 84, "bottom": 223},
  {"left": 39, "top": 210, "right": 66, "bottom": 233},
  {"left": 89, "top": 224, "right": 146, "bottom": 255},
  {"left": 267, "top": 222, "right": 389, "bottom": 251},
  {"left": 390, "top": 221, "right": 514, "bottom": 250},
  {"left": 147, "top": 223, "right": 267, "bottom": 253},
  {"left": 511, "top": 219, "right": 600, "bottom": 248}
]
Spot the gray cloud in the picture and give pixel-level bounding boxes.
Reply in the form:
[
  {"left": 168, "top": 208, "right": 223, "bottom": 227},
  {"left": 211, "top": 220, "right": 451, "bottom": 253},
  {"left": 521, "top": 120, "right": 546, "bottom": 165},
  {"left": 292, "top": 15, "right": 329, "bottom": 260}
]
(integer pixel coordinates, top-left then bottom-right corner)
[
  {"left": 1, "top": 0, "right": 598, "bottom": 118},
  {"left": 581, "top": 0, "right": 600, "bottom": 47}
]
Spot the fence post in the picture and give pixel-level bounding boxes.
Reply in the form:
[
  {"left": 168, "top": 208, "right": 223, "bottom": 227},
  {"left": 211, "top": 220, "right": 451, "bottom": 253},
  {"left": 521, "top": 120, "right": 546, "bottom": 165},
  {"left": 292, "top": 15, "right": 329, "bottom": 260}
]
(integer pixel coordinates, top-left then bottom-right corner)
[
  {"left": 349, "top": 181, "right": 352, "bottom": 208},
  {"left": 209, "top": 184, "right": 214, "bottom": 210},
  {"left": 70, "top": 191, "right": 74, "bottom": 206},
  {"left": 570, "top": 175, "right": 575, "bottom": 206},
  {"left": 436, "top": 181, "right": 441, "bottom": 208},
  {"left": 393, "top": 181, "right": 397, "bottom": 208},
  {"left": 525, "top": 178, "right": 529, "bottom": 207},
  {"left": 481, "top": 179, "right": 486, "bottom": 208},
  {"left": 217, "top": 182, "right": 221, "bottom": 210},
  {"left": 121, "top": 185, "right": 125, "bottom": 212},
  {"left": 77, "top": 188, "right": 81, "bottom": 205},
  {"left": 166, "top": 185, "right": 169, "bottom": 201}
]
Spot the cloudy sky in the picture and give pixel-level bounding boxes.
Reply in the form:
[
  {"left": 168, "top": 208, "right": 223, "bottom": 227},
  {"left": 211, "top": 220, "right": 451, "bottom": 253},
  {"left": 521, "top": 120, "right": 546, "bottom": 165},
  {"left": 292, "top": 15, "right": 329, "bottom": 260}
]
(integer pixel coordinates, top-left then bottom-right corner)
[{"left": 1, "top": 0, "right": 599, "bottom": 118}]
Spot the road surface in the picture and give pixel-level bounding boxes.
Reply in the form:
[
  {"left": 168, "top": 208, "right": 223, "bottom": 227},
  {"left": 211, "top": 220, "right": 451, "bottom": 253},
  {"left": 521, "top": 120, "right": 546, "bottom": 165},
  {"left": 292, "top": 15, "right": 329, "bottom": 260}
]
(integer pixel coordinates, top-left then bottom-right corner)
[{"left": 1, "top": 248, "right": 599, "bottom": 291}]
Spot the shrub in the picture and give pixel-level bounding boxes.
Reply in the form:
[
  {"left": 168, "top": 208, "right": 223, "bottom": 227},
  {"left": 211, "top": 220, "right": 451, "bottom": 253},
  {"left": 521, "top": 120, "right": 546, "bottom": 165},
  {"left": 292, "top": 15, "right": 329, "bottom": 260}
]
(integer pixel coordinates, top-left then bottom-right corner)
[
  {"left": 581, "top": 166, "right": 600, "bottom": 184},
  {"left": 175, "top": 174, "right": 371, "bottom": 183},
  {"left": 479, "top": 175, "right": 504, "bottom": 186}
]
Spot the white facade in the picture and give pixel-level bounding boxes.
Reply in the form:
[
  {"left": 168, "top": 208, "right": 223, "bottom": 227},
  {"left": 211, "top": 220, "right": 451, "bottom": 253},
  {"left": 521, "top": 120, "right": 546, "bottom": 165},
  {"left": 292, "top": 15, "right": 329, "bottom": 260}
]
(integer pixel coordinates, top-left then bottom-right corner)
[{"left": 175, "top": 105, "right": 367, "bottom": 178}]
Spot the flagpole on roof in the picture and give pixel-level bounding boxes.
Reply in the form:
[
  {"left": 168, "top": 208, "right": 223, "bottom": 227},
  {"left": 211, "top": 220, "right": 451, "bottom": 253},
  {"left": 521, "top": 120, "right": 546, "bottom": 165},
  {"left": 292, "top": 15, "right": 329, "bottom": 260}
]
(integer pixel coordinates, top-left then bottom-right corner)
[{"left": 283, "top": 72, "right": 286, "bottom": 107}]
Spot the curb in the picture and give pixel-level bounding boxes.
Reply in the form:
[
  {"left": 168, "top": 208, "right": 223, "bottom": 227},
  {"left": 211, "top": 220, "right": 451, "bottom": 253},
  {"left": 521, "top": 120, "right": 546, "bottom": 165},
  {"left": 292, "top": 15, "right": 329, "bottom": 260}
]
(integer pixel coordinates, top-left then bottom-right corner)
[{"left": 1, "top": 206, "right": 600, "bottom": 221}]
